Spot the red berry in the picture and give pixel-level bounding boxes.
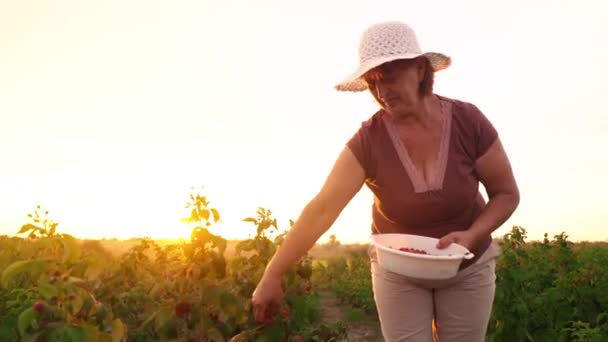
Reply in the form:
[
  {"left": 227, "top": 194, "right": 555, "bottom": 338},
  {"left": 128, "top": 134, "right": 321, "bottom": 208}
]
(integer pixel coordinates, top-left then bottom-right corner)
[
  {"left": 33, "top": 301, "right": 45, "bottom": 313},
  {"left": 281, "top": 309, "right": 289, "bottom": 317},
  {"left": 175, "top": 302, "right": 192, "bottom": 318},
  {"left": 397, "top": 246, "right": 429, "bottom": 255}
]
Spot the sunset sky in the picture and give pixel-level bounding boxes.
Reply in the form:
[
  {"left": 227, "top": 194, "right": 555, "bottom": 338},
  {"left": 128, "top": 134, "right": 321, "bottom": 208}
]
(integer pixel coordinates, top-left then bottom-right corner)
[{"left": 1, "top": 0, "right": 607, "bottom": 243}]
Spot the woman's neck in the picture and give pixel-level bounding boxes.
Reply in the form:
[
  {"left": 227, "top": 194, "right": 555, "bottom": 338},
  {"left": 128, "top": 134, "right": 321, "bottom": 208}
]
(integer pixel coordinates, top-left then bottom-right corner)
[{"left": 390, "top": 94, "right": 439, "bottom": 128}]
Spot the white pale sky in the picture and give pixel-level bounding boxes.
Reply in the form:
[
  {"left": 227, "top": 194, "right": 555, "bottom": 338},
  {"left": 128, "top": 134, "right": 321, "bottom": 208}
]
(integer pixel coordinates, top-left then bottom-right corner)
[{"left": 1, "top": 0, "right": 607, "bottom": 243}]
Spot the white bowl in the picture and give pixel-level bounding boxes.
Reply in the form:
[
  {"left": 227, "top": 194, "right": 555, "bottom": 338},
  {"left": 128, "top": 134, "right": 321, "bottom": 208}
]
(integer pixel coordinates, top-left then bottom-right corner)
[{"left": 370, "top": 233, "right": 474, "bottom": 280}]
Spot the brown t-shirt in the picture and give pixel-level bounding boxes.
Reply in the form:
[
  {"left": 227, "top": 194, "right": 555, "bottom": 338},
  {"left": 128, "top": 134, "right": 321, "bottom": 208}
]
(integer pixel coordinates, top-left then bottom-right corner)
[{"left": 347, "top": 94, "right": 498, "bottom": 268}]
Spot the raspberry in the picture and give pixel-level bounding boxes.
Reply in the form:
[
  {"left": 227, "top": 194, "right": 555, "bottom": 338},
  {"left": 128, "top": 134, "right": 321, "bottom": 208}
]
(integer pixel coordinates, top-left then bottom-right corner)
[
  {"left": 396, "top": 246, "right": 428, "bottom": 255},
  {"left": 175, "top": 302, "right": 192, "bottom": 318},
  {"left": 33, "top": 301, "right": 45, "bottom": 313}
]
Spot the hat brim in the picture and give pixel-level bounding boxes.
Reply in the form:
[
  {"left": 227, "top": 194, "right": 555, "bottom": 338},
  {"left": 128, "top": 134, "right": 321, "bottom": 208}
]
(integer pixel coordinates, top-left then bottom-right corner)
[{"left": 335, "top": 52, "right": 451, "bottom": 92}]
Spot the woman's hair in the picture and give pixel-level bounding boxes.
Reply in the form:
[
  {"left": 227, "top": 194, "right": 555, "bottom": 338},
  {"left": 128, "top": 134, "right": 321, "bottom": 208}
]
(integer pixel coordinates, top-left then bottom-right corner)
[
  {"left": 418, "top": 56, "right": 434, "bottom": 97},
  {"left": 363, "top": 56, "right": 435, "bottom": 97}
]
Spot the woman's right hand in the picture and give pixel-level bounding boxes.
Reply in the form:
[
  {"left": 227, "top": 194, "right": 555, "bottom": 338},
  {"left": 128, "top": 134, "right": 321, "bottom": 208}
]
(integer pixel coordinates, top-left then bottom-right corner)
[
  {"left": 250, "top": 147, "right": 365, "bottom": 324},
  {"left": 251, "top": 273, "right": 284, "bottom": 324}
]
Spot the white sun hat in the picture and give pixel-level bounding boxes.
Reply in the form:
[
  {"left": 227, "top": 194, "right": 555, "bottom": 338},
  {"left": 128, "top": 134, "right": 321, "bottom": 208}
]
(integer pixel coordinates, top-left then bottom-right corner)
[{"left": 335, "top": 21, "right": 451, "bottom": 92}]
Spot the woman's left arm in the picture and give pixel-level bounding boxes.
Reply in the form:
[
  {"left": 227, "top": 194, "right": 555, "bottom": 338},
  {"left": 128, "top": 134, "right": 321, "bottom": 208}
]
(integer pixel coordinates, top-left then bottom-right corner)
[{"left": 437, "top": 137, "right": 520, "bottom": 250}]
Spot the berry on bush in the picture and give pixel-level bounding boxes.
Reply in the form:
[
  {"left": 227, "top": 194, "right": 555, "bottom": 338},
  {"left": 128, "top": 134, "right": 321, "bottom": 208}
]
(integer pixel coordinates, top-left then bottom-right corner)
[
  {"left": 33, "top": 301, "right": 45, "bottom": 313},
  {"left": 175, "top": 302, "right": 192, "bottom": 318}
]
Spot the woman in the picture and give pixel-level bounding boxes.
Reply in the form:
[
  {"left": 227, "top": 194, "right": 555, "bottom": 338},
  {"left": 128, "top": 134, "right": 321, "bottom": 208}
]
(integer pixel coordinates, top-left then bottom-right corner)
[{"left": 251, "top": 21, "right": 519, "bottom": 341}]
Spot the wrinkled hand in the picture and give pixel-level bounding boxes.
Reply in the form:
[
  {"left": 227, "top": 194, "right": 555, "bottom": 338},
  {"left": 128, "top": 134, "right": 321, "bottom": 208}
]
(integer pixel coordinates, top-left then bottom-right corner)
[
  {"left": 436, "top": 230, "right": 479, "bottom": 251},
  {"left": 251, "top": 274, "right": 283, "bottom": 324}
]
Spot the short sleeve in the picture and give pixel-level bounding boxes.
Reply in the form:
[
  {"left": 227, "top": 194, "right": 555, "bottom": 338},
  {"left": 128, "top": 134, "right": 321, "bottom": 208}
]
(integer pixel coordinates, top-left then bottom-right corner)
[
  {"left": 469, "top": 104, "right": 499, "bottom": 159},
  {"left": 346, "top": 121, "right": 374, "bottom": 179}
]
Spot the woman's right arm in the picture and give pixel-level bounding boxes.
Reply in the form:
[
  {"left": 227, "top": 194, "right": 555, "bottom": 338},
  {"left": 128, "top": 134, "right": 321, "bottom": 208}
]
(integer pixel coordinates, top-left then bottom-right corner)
[{"left": 251, "top": 146, "right": 365, "bottom": 322}]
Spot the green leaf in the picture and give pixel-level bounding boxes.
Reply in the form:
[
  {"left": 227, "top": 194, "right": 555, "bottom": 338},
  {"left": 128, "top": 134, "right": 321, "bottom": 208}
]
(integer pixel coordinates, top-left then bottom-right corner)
[
  {"left": 220, "top": 292, "right": 244, "bottom": 317},
  {"left": 191, "top": 227, "right": 212, "bottom": 243},
  {"left": 202, "top": 286, "right": 224, "bottom": 307},
  {"left": 155, "top": 306, "right": 173, "bottom": 331},
  {"left": 61, "top": 234, "right": 82, "bottom": 263},
  {"left": 0, "top": 326, "right": 17, "bottom": 341},
  {"left": 66, "top": 326, "right": 87, "bottom": 342},
  {"left": 18, "top": 308, "right": 37, "bottom": 336},
  {"left": 80, "top": 323, "right": 101, "bottom": 342},
  {"left": 207, "top": 327, "right": 226, "bottom": 342},
  {"left": 111, "top": 319, "right": 125, "bottom": 342},
  {"left": 1, "top": 259, "right": 49, "bottom": 288},
  {"left": 20, "top": 331, "right": 45, "bottom": 342},
  {"left": 38, "top": 280, "right": 59, "bottom": 299},
  {"left": 211, "top": 208, "right": 221, "bottom": 222},
  {"left": 201, "top": 209, "right": 210, "bottom": 221},
  {"left": 71, "top": 292, "right": 85, "bottom": 314},
  {"left": 190, "top": 208, "right": 199, "bottom": 222},
  {"left": 149, "top": 283, "right": 163, "bottom": 297},
  {"left": 80, "top": 296, "right": 95, "bottom": 318},
  {"left": 258, "top": 221, "right": 270, "bottom": 231},
  {"left": 255, "top": 323, "right": 286, "bottom": 342},
  {"left": 18, "top": 224, "right": 38, "bottom": 235}
]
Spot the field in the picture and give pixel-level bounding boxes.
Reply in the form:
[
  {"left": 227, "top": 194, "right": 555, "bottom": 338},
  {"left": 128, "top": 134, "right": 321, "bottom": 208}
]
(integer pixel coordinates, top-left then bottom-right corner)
[{"left": 1, "top": 194, "right": 607, "bottom": 341}]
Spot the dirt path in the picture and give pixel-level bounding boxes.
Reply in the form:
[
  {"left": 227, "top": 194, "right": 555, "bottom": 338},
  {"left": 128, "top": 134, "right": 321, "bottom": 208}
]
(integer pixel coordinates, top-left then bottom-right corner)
[{"left": 317, "top": 290, "right": 383, "bottom": 341}]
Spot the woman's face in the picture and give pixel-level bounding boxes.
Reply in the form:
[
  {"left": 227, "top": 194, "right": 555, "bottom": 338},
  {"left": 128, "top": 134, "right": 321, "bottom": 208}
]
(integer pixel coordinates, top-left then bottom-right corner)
[{"left": 363, "top": 58, "right": 425, "bottom": 114}]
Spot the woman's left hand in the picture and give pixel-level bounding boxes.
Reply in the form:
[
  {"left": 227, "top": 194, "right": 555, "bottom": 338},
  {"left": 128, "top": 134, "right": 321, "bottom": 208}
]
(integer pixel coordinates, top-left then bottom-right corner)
[{"left": 436, "top": 230, "right": 479, "bottom": 251}]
